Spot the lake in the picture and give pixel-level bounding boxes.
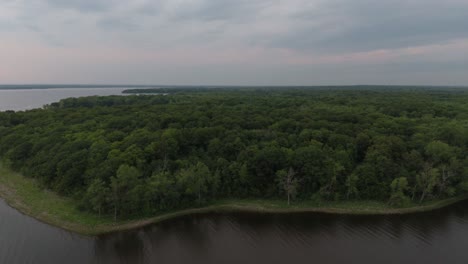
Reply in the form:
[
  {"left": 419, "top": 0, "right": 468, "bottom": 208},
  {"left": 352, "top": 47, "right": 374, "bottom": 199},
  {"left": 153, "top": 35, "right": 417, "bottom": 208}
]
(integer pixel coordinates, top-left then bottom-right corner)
[
  {"left": 2, "top": 198, "right": 468, "bottom": 264},
  {"left": 0, "top": 87, "right": 128, "bottom": 111},
  {"left": 2, "top": 88, "right": 468, "bottom": 264}
]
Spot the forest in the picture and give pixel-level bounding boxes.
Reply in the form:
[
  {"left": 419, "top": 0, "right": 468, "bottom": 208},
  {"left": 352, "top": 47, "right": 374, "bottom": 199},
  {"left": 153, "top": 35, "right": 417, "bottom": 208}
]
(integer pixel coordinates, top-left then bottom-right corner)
[{"left": 0, "top": 88, "right": 467, "bottom": 220}]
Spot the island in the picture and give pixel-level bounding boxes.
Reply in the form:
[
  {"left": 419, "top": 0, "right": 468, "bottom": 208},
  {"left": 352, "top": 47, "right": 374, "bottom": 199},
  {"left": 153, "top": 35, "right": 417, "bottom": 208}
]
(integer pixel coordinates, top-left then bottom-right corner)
[{"left": 0, "top": 87, "right": 467, "bottom": 236}]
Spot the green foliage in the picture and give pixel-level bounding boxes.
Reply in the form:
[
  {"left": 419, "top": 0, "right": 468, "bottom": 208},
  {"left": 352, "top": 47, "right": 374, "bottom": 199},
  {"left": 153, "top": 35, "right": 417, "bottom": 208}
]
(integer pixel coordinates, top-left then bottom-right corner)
[
  {"left": 110, "top": 165, "right": 141, "bottom": 219},
  {"left": 345, "top": 174, "right": 359, "bottom": 200},
  {"left": 425, "top": 141, "right": 453, "bottom": 164},
  {"left": 176, "top": 162, "right": 218, "bottom": 205},
  {"left": 84, "top": 178, "right": 109, "bottom": 216},
  {"left": 0, "top": 88, "right": 467, "bottom": 219},
  {"left": 416, "top": 165, "right": 440, "bottom": 203},
  {"left": 276, "top": 168, "right": 299, "bottom": 205},
  {"left": 149, "top": 172, "right": 179, "bottom": 211},
  {"left": 389, "top": 177, "right": 410, "bottom": 207}
]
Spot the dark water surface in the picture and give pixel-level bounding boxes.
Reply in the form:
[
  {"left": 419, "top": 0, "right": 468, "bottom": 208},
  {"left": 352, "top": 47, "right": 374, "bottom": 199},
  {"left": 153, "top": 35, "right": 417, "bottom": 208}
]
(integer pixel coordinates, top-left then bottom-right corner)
[{"left": 2, "top": 198, "right": 468, "bottom": 264}]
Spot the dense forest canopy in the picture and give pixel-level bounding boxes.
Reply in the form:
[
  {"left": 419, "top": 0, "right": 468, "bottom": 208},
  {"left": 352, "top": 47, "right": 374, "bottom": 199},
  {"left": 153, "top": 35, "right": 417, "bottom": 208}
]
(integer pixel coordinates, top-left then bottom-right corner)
[{"left": 0, "top": 88, "right": 467, "bottom": 219}]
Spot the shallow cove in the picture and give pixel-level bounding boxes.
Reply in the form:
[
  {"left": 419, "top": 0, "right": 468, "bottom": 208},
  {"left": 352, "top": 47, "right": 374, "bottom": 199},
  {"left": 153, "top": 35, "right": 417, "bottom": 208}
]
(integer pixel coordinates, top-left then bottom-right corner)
[{"left": 2, "top": 198, "right": 468, "bottom": 264}]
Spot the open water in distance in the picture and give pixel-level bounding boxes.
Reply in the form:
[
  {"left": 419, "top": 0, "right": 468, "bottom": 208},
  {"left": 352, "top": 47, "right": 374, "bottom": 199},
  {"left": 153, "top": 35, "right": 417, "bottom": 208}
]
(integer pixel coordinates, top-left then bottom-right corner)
[{"left": 0, "top": 87, "right": 128, "bottom": 111}]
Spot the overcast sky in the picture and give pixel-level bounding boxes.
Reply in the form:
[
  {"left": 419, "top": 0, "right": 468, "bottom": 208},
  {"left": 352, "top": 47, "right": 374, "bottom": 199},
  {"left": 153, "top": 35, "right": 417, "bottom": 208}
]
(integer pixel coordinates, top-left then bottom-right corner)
[{"left": 1, "top": 0, "right": 467, "bottom": 85}]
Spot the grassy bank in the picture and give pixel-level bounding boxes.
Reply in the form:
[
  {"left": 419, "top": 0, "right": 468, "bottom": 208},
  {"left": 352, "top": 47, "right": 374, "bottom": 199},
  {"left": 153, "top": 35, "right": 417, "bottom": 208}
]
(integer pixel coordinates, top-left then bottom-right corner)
[{"left": 1, "top": 165, "right": 466, "bottom": 236}]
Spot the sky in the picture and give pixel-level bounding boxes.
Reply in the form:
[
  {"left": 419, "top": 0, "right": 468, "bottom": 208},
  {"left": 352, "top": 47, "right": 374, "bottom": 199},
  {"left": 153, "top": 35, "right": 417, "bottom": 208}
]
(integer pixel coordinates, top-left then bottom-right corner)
[{"left": 1, "top": 0, "right": 468, "bottom": 85}]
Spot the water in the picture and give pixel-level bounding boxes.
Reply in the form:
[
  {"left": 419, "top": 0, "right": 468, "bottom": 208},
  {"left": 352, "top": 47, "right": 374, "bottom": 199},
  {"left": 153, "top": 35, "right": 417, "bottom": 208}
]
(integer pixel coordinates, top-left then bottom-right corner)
[
  {"left": 0, "top": 199, "right": 94, "bottom": 264},
  {"left": 0, "top": 87, "right": 128, "bottom": 111},
  {"left": 2, "top": 88, "right": 468, "bottom": 263},
  {"left": 2, "top": 198, "right": 468, "bottom": 264}
]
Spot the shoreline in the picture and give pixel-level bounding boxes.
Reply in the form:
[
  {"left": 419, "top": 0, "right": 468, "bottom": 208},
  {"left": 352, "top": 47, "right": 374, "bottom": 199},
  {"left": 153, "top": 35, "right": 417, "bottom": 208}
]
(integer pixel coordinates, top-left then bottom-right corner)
[
  {"left": 82, "top": 196, "right": 468, "bottom": 236},
  {"left": 1, "top": 166, "right": 467, "bottom": 236}
]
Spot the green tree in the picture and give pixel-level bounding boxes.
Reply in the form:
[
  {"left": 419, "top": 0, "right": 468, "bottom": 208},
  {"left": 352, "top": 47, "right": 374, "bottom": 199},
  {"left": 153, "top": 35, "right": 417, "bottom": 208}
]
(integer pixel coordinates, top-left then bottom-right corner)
[
  {"left": 276, "top": 167, "right": 299, "bottom": 205},
  {"left": 110, "top": 165, "right": 141, "bottom": 220},
  {"left": 149, "top": 172, "right": 178, "bottom": 210},
  {"left": 425, "top": 141, "right": 452, "bottom": 164},
  {"left": 177, "top": 162, "right": 217, "bottom": 205},
  {"left": 437, "top": 158, "right": 461, "bottom": 197},
  {"left": 85, "top": 178, "right": 109, "bottom": 217},
  {"left": 319, "top": 161, "right": 344, "bottom": 200},
  {"left": 345, "top": 174, "right": 359, "bottom": 200},
  {"left": 416, "top": 164, "right": 439, "bottom": 203},
  {"left": 389, "top": 177, "right": 409, "bottom": 206}
]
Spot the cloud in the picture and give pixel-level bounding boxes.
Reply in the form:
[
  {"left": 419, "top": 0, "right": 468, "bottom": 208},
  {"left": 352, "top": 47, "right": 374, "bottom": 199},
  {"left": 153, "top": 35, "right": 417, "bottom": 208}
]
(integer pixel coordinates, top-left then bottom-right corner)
[
  {"left": 10, "top": 0, "right": 468, "bottom": 53},
  {"left": 97, "top": 17, "right": 139, "bottom": 31},
  {"left": 1, "top": 0, "right": 468, "bottom": 85},
  {"left": 168, "top": 0, "right": 267, "bottom": 22},
  {"left": 44, "top": 0, "right": 117, "bottom": 12},
  {"left": 268, "top": 0, "right": 468, "bottom": 53}
]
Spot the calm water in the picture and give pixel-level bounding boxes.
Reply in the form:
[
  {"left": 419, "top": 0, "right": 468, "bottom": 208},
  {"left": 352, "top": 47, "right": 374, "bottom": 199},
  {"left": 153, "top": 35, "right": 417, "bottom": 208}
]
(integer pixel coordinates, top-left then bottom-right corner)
[
  {"left": 2, "top": 198, "right": 468, "bottom": 264},
  {"left": 0, "top": 88, "right": 128, "bottom": 111},
  {"left": 2, "top": 88, "right": 468, "bottom": 263}
]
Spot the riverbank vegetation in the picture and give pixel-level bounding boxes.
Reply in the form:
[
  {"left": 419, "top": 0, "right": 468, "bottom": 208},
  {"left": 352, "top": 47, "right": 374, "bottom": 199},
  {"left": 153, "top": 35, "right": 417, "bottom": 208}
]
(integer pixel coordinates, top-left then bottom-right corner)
[
  {"left": 1, "top": 163, "right": 466, "bottom": 236},
  {"left": 0, "top": 88, "right": 467, "bottom": 224}
]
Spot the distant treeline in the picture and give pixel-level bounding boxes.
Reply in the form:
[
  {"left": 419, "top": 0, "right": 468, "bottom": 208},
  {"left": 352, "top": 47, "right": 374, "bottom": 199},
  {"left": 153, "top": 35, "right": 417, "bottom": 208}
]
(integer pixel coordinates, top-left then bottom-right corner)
[
  {"left": 0, "top": 88, "right": 467, "bottom": 219},
  {"left": 122, "top": 85, "right": 468, "bottom": 94}
]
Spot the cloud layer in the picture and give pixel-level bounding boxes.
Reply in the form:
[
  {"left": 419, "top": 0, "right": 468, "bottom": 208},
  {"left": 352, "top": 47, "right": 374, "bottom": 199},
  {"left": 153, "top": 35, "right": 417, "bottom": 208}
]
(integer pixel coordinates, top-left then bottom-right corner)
[{"left": 1, "top": 0, "right": 467, "bottom": 85}]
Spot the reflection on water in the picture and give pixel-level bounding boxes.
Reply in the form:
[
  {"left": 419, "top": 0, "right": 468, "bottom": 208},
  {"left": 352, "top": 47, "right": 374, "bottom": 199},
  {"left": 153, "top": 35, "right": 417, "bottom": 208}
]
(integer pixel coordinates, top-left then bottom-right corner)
[
  {"left": 3, "top": 199, "right": 468, "bottom": 264},
  {"left": 0, "top": 199, "right": 94, "bottom": 264}
]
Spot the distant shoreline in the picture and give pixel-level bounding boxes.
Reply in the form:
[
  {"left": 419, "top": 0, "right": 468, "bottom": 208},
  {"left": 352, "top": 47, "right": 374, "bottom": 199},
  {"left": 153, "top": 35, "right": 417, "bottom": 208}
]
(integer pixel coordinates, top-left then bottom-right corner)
[
  {"left": 1, "top": 85, "right": 468, "bottom": 90},
  {"left": 0, "top": 85, "right": 158, "bottom": 90},
  {"left": 1, "top": 165, "right": 466, "bottom": 237}
]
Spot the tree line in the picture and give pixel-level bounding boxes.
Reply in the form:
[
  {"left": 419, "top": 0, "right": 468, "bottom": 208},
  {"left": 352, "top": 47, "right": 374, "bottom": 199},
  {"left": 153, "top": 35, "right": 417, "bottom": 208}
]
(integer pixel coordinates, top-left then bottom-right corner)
[{"left": 0, "top": 88, "right": 467, "bottom": 219}]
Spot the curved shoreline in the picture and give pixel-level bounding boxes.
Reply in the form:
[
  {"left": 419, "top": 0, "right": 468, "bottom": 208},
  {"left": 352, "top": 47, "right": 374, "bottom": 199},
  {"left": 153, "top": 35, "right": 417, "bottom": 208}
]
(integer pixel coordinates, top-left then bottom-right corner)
[
  {"left": 1, "top": 191, "right": 467, "bottom": 237},
  {"left": 87, "top": 196, "right": 468, "bottom": 236},
  {"left": 1, "top": 166, "right": 467, "bottom": 236}
]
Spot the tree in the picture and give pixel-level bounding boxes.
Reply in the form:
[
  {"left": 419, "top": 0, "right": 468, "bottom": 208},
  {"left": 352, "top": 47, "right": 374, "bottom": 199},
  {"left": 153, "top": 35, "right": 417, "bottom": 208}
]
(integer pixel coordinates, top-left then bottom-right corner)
[
  {"left": 389, "top": 177, "right": 409, "bottom": 206},
  {"left": 110, "top": 165, "right": 141, "bottom": 220},
  {"left": 424, "top": 141, "right": 459, "bottom": 198},
  {"left": 158, "top": 129, "right": 180, "bottom": 160},
  {"left": 416, "top": 164, "right": 439, "bottom": 203},
  {"left": 345, "top": 174, "right": 359, "bottom": 200},
  {"left": 252, "top": 146, "right": 288, "bottom": 196},
  {"left": 355, "top": 132, "right": 371, "bottom": 162},
  {"left": 425, "top": 141, "right": 452, "bottom": 164},
  {"left": 85, "top": 178, "right": 109, "bottom": 217},
  {"left": 276, "top": 167, "right": 299, "bottom": 205},
  {"left": 319, "top": 161, "right": 344, "bottom": 200},
  {"left": 149, "top": 171, "right": 178, "bottom": 210},
  {"left": 437, "top": 158, "right": 460, "bottom": 197},
  {"left": 292, "top": 144, "right": 326, "bottom": 195},
  {"left": 177, "top": 162, "right": 217, "bottom": 205}
]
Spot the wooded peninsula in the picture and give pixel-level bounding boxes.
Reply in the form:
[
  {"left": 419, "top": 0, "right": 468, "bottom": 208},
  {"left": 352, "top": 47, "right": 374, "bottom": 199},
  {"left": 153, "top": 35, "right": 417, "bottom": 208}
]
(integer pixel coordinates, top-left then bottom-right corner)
[{"left": 0, "top": 87, "right": 467, "bottom": 234}]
